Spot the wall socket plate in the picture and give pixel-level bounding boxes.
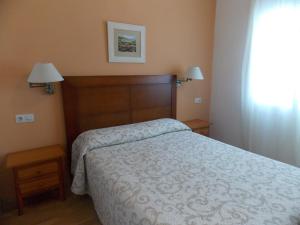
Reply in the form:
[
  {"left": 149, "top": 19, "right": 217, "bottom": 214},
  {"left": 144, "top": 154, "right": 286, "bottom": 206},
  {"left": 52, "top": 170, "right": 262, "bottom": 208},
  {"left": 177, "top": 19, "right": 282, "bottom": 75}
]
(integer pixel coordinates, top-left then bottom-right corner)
[
  {"left": 194, "top": 97, "right": 202, "bottom": 104},
  {"left": 16, "top": 114, "right": 35, "bottom": 123}
]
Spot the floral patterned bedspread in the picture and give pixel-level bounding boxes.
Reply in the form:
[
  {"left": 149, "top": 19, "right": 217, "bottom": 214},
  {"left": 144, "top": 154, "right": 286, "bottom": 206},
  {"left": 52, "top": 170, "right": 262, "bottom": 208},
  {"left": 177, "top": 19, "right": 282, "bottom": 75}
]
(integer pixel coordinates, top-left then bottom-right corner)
[{"left": 71, "top": 119, "right": 300, "bottom": 225}]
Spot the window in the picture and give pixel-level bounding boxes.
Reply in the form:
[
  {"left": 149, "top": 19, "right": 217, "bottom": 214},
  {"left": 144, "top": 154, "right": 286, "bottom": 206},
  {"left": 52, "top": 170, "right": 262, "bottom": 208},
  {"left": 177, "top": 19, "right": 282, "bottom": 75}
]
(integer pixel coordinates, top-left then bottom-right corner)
[{"left": 248, "top": 4, "right": 300, "bottom": 109}]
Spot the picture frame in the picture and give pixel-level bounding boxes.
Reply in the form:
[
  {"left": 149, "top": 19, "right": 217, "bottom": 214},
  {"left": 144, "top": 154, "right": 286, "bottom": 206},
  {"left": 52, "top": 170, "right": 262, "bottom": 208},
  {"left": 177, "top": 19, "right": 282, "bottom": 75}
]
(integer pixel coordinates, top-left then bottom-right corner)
[{"left": 107, "top": 21, "right": 146, "bottom": 63}]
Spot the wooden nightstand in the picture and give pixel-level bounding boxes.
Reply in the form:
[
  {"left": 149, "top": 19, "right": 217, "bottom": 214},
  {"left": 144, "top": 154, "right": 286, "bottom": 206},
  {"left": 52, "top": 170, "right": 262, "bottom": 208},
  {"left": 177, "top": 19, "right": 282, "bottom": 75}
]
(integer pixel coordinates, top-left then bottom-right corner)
[
  {"left": 183, "top": 119, "right": 210, "bottom": 136},
  {"left": 6, "top": 145, "right": 65, "bottom": 215}
]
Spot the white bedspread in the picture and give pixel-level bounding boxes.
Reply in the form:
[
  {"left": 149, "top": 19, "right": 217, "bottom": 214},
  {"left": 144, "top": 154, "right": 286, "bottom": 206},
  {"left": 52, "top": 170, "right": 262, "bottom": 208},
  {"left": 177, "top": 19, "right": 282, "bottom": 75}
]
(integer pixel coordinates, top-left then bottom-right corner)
[{"left": 71, "top": 119, "right": 300, "bottom": 225}]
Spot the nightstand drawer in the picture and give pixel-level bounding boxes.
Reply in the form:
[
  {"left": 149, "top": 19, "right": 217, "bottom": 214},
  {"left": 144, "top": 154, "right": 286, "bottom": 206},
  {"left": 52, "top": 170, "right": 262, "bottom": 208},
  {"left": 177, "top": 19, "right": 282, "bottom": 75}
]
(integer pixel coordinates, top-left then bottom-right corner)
[
  {"left": 194, "top": 128, "right": 209, "bottom": 136},
  {"left": 17, "top": 161, "right": 58, "bottom": 181},
  {"left": 19, "top": 175, "right": 59, "bottom": 196}
]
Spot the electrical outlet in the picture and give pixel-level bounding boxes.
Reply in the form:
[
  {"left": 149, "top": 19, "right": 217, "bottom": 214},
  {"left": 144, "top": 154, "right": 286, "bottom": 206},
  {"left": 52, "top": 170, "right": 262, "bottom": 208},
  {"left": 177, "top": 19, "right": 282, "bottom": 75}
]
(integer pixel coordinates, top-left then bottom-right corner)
[
  {"left": 194, "top": 97, "right": 202, "bottom": 104},
  {"left": 16, "top": 114, "right": 35, "bottom": 123}
]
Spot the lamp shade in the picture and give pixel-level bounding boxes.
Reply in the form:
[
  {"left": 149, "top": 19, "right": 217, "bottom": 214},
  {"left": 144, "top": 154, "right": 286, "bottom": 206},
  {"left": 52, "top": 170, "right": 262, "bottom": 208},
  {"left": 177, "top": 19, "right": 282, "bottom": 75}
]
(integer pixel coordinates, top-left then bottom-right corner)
[
  {"left": 187, "top": 66, "right": 204, "bottom": 80},
  {"left": 27, "top": 63, "right": 64, "bottom": 83}
]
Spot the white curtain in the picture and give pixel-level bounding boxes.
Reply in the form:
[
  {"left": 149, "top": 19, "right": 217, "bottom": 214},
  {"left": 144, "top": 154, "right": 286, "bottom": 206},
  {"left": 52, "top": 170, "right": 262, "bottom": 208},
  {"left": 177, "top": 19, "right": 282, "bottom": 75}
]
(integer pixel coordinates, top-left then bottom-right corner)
[{"left": 242, "top": 0, "right": 300, "bottom": 167}]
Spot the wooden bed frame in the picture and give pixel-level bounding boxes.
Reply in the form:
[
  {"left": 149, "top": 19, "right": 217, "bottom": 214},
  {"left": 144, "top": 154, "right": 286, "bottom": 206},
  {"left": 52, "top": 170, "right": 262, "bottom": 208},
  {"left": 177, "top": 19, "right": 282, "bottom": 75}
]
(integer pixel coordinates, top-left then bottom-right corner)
[{"left": 62, "top": 75, "right": 177, "bottom": 164}]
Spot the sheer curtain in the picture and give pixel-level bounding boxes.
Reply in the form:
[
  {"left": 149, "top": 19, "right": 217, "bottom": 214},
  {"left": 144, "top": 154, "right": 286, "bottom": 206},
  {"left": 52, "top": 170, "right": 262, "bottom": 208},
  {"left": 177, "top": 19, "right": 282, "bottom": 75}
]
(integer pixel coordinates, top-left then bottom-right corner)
[{"left": 242, "top": 0, "right": 300, "bottom": 167}]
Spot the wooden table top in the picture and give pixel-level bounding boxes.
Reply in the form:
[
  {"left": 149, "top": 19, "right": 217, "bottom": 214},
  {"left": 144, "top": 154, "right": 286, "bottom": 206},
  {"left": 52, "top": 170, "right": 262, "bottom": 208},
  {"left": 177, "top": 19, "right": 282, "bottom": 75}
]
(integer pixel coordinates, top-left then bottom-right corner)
[
  {"left": 183, "top": 119, "right": 210, "bottom": 129},
  {"left": 6, "top": 145, "right": 64, "bottom": 168}
]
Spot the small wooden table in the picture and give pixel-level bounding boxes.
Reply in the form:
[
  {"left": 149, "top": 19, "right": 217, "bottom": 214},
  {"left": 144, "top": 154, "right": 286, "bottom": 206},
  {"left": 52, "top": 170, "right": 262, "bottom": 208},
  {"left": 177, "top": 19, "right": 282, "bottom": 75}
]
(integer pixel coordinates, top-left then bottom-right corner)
[
  {"left": 6, "top": 145, "right": 65, "bottom": 215},
  {"left": 183, "top": 119, "right": 210, "bottom": 137}
]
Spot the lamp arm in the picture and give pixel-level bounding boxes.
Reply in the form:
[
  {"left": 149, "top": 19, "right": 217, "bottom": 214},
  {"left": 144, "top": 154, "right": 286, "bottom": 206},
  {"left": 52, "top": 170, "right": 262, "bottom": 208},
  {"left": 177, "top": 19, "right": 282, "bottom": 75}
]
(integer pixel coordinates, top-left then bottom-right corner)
[
  {"left": 29, "top": 82, "right": 55, "bottom": 95},
  {"left": 29, "top": 83, "right": 46, "bottom": 88},
  {"left": 176, "top": 77, "right": 192, "bottom": 86}
]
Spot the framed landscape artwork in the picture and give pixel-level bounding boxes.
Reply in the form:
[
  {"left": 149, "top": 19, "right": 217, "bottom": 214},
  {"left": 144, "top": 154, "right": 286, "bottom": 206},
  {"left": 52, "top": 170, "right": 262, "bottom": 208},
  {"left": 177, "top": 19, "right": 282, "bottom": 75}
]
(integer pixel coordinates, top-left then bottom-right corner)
[{"left": 107, "top": 21, "right": 146, "bottom": 63}]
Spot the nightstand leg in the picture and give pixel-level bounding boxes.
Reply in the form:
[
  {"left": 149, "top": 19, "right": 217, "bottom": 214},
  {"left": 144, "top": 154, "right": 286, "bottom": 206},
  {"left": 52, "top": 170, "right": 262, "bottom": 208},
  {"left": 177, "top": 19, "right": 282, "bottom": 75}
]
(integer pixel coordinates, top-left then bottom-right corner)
[
  {"left": 17, "top": 193, "right": 24, "bottom": 216},
  {"left": 59, "top": 182, "right": 65, "bottom": 201},
  {"left": 13, "top": 169, "right": 23, "bottom": 215},
  {"left": 58, "top": 158, "right": 65, "bottom": 201}
]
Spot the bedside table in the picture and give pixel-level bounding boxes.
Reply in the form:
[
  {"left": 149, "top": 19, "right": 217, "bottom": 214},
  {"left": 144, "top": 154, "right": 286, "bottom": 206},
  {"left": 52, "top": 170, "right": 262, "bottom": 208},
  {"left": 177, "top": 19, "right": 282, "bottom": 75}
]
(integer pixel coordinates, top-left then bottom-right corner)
[
  {"left": 183, "top": 119, "right": 210, "bottom": 136},
  {"left": 6, "top": 145, "right": 65, "bottom": 215}
]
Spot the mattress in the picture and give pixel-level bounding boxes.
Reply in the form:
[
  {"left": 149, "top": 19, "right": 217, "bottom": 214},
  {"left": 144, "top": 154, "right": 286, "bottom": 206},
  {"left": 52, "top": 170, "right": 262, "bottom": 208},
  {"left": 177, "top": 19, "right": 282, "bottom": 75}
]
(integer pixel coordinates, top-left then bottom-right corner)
[{"left": 71, "top": 119, "right": 300, "bottom": 225}]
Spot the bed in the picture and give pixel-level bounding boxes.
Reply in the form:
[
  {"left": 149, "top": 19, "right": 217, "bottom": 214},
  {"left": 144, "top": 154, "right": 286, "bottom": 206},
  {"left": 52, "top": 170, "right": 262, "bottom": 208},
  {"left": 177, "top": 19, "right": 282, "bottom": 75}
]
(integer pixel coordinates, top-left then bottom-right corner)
[{"left": 62, "top": 75, "right": 300, "bottom": 225}]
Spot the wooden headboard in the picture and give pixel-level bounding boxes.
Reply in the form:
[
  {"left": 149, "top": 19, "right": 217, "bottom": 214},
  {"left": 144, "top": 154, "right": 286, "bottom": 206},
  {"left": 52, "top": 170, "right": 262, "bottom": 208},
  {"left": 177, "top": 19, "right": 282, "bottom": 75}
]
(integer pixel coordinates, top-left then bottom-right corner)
[{"left": 62, "top": 75, "right": 176, "bottom": 162}]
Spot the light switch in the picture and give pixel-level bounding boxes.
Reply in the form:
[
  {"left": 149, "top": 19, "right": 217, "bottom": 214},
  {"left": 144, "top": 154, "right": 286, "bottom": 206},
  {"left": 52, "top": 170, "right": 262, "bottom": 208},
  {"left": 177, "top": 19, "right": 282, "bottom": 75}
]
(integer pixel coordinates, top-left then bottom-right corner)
[
  {"left": 16, "top": 114, "right": 35, "bottom": 123},
  {"left": 194, "top": 97, "right": 202, "bottom": 104}
]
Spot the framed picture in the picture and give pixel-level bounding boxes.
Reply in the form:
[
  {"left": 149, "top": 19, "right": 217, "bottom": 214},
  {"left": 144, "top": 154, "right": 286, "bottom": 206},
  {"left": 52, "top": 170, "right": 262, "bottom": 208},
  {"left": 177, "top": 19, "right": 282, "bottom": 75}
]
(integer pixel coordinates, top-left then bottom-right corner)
[{"left": 107, "top": 21, "right": 146, "bottom": 63}]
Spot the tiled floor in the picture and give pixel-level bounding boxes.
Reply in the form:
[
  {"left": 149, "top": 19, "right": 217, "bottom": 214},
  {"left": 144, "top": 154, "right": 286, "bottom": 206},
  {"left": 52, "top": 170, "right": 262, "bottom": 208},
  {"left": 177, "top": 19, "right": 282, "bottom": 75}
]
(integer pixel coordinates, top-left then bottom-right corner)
[{"left": 1, "top": 195, "right": 101, "bottom": 225}]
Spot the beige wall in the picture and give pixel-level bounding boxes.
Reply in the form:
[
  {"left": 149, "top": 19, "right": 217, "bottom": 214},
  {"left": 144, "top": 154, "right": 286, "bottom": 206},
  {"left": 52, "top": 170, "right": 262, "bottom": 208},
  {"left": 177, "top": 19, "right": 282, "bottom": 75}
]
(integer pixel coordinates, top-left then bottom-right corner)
[{"left": 0, "top": 0, "right": 215, "bottom": 207}]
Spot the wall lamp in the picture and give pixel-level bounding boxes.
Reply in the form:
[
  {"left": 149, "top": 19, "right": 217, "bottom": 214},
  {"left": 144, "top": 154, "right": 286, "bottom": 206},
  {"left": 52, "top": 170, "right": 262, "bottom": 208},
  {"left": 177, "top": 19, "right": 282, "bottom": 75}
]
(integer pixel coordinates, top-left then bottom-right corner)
[
  {"left": 27, "top": 63, "right": 64, "bottom": 95},
  {"left": 176, "top": 66, "right": 204, "bottom": 87}
]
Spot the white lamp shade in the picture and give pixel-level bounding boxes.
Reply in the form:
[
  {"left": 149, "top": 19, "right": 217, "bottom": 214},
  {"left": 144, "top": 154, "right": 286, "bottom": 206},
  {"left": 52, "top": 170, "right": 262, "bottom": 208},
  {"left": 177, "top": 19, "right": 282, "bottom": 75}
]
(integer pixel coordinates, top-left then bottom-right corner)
[
  {"left": 187, "top": 66, "right": 204, "bottom": 80},
  {"left": 27, "top": 63, "right": 64, "bottom": 83}
]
